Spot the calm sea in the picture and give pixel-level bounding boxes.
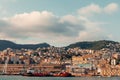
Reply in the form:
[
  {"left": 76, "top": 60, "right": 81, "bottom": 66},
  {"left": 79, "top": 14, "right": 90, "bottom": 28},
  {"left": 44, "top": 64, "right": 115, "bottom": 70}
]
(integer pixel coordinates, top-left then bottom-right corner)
[{"left": 0, "top": 76, "right": 120, "bottom": 80}]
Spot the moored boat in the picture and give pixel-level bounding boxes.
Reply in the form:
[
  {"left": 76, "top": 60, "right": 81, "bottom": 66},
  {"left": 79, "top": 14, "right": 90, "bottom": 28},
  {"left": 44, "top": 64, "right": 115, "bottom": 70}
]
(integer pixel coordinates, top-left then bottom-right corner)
[
  {"left": 53, "top": 72, "right": 72, "bottom": 77},
  {"left": 22, "top": 69, "right": 53, "bottom": 77}
]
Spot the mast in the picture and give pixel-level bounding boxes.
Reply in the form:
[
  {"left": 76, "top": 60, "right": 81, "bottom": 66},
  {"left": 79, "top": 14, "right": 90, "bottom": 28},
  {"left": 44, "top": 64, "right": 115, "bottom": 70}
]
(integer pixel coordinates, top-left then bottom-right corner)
[{"left": 2, "top": 56, "right": 9, "bottom": 74}]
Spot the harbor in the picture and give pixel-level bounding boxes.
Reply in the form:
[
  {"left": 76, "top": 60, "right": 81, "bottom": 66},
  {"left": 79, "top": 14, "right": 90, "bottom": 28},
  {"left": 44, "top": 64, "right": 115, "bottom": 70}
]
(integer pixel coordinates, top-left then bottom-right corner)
[{"left": 1, "top": 41, "right": 120, "bottom": 77}]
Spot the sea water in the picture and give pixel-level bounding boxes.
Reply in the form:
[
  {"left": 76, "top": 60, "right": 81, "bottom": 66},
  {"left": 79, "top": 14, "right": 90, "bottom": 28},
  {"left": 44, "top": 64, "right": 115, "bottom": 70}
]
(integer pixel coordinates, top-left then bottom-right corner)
[{"left": 0, "top": 75, "right": 120, "bottom": 80}]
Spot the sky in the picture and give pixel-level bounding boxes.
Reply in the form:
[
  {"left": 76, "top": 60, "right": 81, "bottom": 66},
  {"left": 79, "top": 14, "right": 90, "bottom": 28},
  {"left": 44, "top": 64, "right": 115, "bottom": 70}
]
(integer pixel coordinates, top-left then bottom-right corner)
[{"left": 0, "top": 0, "right": 120, "bottom": 47}]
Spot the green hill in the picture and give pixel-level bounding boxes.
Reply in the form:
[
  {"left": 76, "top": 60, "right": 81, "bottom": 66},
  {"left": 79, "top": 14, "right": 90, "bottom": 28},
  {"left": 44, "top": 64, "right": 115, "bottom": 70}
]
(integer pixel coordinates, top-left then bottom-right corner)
[
  {"left": 0, "top": 40, "right": 50, "bottom": 50},
  {"left": 67, "top": 40, "right": 119, "bottom": 50}
]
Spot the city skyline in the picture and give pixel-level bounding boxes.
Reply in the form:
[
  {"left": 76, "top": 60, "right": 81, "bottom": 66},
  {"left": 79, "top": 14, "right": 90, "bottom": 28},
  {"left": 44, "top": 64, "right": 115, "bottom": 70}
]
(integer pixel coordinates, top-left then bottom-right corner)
[{"left": 0, "top": 0, "right": 119, "bottom": 46}]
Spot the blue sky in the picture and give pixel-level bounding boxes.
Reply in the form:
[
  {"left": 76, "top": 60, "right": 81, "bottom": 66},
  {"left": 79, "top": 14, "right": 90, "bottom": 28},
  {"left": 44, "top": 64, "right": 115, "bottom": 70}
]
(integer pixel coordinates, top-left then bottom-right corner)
[{"left": 0, "top": 0, "right": 120, "bottom": 46}]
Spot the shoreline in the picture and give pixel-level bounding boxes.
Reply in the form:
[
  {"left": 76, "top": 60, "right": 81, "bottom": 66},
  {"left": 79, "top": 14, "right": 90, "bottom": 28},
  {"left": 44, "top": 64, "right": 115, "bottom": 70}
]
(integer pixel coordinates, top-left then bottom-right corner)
[{"left": 0, "top": 74, "right": 119, "bottom": 77}]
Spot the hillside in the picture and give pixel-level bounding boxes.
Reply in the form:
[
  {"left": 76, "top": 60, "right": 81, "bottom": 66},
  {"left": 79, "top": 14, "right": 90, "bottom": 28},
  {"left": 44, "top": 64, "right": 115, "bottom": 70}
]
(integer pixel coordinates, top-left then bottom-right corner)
[
  {"left": 0, "top": 40, "right": 119, "bottom": 51},
  {"left": 67, "top": 40, "right": 119, "bottom": 50},
  {"left": 0, "top": 40, "right": 50, "bottom": 50}
]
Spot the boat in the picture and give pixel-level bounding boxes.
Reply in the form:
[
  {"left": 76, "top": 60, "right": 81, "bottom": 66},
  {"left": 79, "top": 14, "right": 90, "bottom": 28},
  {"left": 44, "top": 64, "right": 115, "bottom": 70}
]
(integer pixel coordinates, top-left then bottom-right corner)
[
  {"left": 22, "top": 73, "right": 34, "bottom": 76},
  {"left": 53, "top": 71, "right": 72, "bottom": 77},
  {"left": 22, "top": 70, "right": 72, "bottom": 77},
  {"left": 22, "top": 68, "right": 52, "bottom": 77},
  {"left": 22, "top": 72, "right": 53, "bottom": 77}
]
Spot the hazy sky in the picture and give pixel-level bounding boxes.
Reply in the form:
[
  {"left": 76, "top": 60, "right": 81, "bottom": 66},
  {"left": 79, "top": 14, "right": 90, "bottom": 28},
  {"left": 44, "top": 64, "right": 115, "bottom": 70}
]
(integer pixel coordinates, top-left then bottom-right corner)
[{"left": 0, "top": 0, "right": 120, "bottom": 46}]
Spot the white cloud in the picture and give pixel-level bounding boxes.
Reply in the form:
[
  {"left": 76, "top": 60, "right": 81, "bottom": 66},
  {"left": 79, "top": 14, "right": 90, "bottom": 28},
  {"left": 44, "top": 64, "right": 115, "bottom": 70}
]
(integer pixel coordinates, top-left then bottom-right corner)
[
  {"left": 8, "top": 11, "right": 57, "bottom": 29},
  {"left": 104, "top": 3, "right": 118, "bottom": 14},
  {"left": 9, "top": 11, "right": 84, "bottom": 36},
  {"left": 78, "top": 3, "right": 118, "bottom": 16},
  {"left": 76, "top": 17, "right": 108, "bottom": 42},
  {"left": 78, "top": 4, "right": 101, "bottom": 16},
  {"left": 60, "top": 15, "right": 81, "bottom": 25}
]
